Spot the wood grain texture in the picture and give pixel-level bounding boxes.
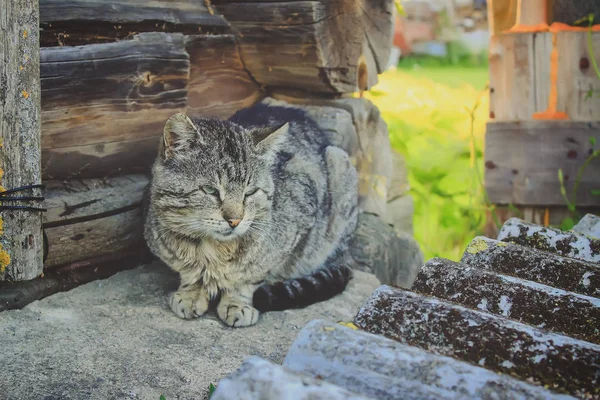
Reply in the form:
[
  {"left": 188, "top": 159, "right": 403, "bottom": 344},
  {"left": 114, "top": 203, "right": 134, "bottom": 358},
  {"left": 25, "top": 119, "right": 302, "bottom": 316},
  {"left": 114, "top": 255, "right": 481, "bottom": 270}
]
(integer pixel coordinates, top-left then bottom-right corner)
[
  {"left": 40, "top": 32, "right": 188, "bottom": 178},
  {"left": 39, "top": 0, "right": 229, "bottom": 46},
  {"left": 43, "top": 174, "right": 148, "bottom": 227},
  {"left": 44, "top": 208, "right": 143, "bottom": 268},
  {"left": 0, "top": 0, "right": 44, "bottom": 281},
  {"left": 213, "top": 0, "right": 394, "bottom": 93},
  {"left": 490, "top": 31, "right": 600, "bottom": 122},
  {"left": 185, "top": 35, "right": 263, "bottom": 118},
  {"left": 485, "top": 121, "right": 600, "bottom": 206}
]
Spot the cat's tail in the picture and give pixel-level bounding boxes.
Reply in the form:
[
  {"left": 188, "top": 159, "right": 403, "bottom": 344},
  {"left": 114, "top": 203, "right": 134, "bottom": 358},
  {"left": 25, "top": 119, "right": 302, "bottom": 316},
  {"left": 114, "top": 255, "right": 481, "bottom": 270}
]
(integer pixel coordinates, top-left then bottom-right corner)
[{"left": 252, "top": 265, "right": 353, "bottom": 313}]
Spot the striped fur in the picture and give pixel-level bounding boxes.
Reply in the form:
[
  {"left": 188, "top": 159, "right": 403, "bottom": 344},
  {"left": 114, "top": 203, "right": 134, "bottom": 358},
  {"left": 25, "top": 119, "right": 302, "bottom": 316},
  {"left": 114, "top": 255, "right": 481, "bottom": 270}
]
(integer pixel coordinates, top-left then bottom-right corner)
[{"left": 253, "top": 265, "right": 353, "bottom": 312}]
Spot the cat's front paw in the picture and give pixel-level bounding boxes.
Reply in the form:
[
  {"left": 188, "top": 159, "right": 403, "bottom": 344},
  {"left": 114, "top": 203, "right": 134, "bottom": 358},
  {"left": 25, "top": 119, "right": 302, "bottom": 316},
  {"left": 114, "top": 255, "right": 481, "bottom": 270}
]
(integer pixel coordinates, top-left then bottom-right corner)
[
  {"left": 217, "top": 301, "right": 259, "bottom": 327},
  {"left": 169, "top": 290, "right": 209, "bottom": 320}
]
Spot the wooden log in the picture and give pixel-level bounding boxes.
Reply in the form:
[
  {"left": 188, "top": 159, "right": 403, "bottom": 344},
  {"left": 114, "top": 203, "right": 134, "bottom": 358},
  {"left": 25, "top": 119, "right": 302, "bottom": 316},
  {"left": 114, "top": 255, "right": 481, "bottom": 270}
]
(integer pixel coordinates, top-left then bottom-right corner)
[
  {"left": 40, "top": 32, "right": 189, "bottom": 179},
  {"left": 185, "top": 35, "right": 263, "bottom": 119},
  {"left": 213, "top": 0, "right": 394, "bottom": 93},
  {"left": 284, "top": 320, "right": 575, "bottom": 400},
  {"left": 487, "top": 0, "right": 518, "bottom": 35},
  {"left": 355, "top": 285, "right": 600, "bottom": 398},
  {"left": 461, "top": 236, "right": 600, "bottom": 298},
  {"left": 510, "top": 0, "right": 548, "bottom": 30},
  {"left": 39, "top": 0, "right": 228, "bottom": 46},
  {"left": 485, "top": 121, "right": 600, "bottom": 206},
  {"left": 498, "top": 217, "right": 600, "bottom": 263},
  {"left": 42, "top": 175, "right": 148, "bottom": 268},
  {"left": 413, "top": 257, "right": 600, "bottom": 343},
  {"left": 0, "top": 0, "right": 44, "bottom": 281}
]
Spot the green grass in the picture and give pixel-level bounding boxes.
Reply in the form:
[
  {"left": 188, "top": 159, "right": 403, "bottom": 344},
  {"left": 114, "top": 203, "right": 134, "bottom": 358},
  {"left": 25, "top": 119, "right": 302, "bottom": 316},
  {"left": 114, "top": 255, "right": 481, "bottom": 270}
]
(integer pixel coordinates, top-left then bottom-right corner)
[{"left": 365, "top": 64, "right": 490, "bottom": 261}]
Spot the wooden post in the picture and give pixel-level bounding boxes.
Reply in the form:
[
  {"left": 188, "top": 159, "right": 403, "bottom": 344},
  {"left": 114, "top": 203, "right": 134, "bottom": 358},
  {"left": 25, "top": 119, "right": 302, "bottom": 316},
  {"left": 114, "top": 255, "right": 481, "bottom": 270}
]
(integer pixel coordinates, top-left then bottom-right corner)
[{"left": 0, "top": 0, "right": 44, "bottom": 281}]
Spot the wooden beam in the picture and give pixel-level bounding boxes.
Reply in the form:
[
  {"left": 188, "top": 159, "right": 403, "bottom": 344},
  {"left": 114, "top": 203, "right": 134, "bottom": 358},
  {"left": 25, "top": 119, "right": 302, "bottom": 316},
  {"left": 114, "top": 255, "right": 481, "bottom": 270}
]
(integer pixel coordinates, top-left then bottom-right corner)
[
  {"left": 40, "top": 32, "right": 189, "bottom": 179},
  {"left": 485, "top": 121, "right": 600, "bottom": 206},
  {"left": 39, "top": 0, "right": 228, "bottom": 46},
  {"left": 42, "top": 174, "right": 149, "bottom": 268},
  {"left": 185, "top": 35, "right": 263, "bottom": 119},
  {"left": 213, "top": 0, "right": 394, "bottom": 93},
  {"left": 487, "top": 0, "right": 518, "bottom": 35},
  {"left": 0, "top": 0, "right": 44, "bottom": 281}
]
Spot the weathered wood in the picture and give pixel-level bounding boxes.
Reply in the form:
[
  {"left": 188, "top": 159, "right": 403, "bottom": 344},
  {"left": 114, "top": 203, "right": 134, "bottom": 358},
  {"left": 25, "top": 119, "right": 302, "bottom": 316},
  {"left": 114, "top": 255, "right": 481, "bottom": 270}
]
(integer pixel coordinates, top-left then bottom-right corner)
[
  {"left": 498, "top": 217, "right": 600, "bottom": 263},
  {"left": 485, "top": 121, "right": 600, "bottom": 206},
  {"left": 39, "top": 0, "right": 228, "bottom": 46},
  {"left": 213, "top": 0, "right": 394, "bottom": 93},
  {"left": 42, "top": 175, "right": 148, "bottom": 267},
  {"left": 284, "top": 320, "right": 575, "bottom": 400},
  {"left": 44, "top": 208, "right": 143, "bottom": 268},
  {"left": 43, "top": 174, "right": 148, "bottom": 227},
  {"left": 0, "top": 0, "right": 44, "bottom": 281},
  {"left": 185, "top": 35, "right": 263, "bottom": 119},
  {"left": 0, "top": 250, "right": 147, "bottom": 311},
  {"left": 40, "top": 32, "right": 188, "bottom": 179},
  {"left": 413, "top": 257, "right": 600, "bottom": 343},
  {"left": 489, "top": 31, "right": 600, "bottom": 121},
  {"left": 461, "top": 236, "right": 600, "bottom": 298},
  {"left": 355, "top": 285, "right": 600, "bottom": 398}
]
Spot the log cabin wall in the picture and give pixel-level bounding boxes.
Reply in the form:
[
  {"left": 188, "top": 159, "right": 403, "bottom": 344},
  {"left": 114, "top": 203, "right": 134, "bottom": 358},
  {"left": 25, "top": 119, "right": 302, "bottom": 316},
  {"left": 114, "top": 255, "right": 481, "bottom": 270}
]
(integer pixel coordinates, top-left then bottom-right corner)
[
  {"left": 25, "top": 0, "right": 407, "bottom": 287},
  {"left": 485, "top": 0, "right": 600, "bottom": 236}
]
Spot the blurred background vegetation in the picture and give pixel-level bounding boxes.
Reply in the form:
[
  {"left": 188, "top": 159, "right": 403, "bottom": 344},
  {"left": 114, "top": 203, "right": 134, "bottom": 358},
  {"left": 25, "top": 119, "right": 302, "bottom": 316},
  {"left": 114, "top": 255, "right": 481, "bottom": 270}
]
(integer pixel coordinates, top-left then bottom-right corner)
[{"left": 366, "top": 58, "right": 490, "bottom": 262}]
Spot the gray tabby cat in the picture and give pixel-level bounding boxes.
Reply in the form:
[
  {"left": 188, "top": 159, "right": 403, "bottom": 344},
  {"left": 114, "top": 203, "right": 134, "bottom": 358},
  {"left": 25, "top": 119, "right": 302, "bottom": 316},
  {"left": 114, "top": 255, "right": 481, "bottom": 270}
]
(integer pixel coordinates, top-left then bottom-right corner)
[{"left": 144, "top": 103, "right": 358, "bottom": 327}]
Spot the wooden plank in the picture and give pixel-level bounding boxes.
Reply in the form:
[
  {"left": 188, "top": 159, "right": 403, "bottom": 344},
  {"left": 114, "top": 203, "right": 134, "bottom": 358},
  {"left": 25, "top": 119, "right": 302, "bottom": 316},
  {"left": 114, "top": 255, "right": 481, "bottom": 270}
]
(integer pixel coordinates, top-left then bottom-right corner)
[
  {"left": 0, "top": 0, "right": 44, "bottom": 281},
  {"left": 40, "top": 32, "right": 188, "bottom": 178},
  {"left": 42, "top": 136, "right": 159, "bottom": 179},
  {"left": 489, "top": 32, "right": 551, "bottom": 121},
  {"left": 44, "top": 208, "right": 143, "bottom": 268},
  {"left": 487, "top": 0, "right": 518, "bottom": 35},
  {"left": 556, "top": 31, "right": 600, "bottom": 121},
  {"left": 39, "top": 0, "right": 228, "bottom": 46},
  {"left": 490, "top": 30, "right": 600, "bottom": 122},
  {"left": 485, "top": 121, "right": 600, "bottom": 206},
  {"left": 212, "top": 0, "right": 394, "bottom": 93},
  {"left": 185, "top": 35, "right": 263, "bottom": 119},
  {"left": 43, "top": 174, "right": 148, "bottom": 227}
]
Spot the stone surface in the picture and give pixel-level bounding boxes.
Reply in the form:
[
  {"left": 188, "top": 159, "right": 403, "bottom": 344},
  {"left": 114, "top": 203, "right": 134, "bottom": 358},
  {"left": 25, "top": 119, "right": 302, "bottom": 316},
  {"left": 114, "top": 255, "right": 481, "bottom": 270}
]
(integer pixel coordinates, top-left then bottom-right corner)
[
  {"left": 283, "top": 320, "right": 575, "bottom": 400},
  {"left": 461, "top": 237, "right": 600, "bottom": 298},
  {"left": 211, "top": 356, "right": 374, "bottom": 400},
  {"left": 413, "top": 258, "right": 600, "bottom": 343},
  {"left": 0, "top": 262, "right": 379, "bottom": 400},
  {"left": 573, "top": 213, "right": 600, "bottom": 239},
  {"left": 498, "top": 218, "right": 600, "bottom": 263},
  {"left": 354, "top": 286, "right": 600, "bottom": 398}
]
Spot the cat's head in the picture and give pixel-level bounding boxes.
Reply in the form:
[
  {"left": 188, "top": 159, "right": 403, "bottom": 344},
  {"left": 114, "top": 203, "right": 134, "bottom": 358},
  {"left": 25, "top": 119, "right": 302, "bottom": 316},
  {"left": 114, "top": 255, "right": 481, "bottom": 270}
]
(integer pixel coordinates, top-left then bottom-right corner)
[{"left": 150, "top": 113, "right": 287, "bottom": 241}]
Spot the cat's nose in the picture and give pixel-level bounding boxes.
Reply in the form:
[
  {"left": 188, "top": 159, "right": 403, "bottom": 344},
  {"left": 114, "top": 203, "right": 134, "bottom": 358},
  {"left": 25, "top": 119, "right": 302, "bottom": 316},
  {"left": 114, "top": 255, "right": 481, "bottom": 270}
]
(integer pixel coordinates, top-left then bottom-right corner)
[{"left": 227, "top": 218, "right": 241, "bottom": 228}]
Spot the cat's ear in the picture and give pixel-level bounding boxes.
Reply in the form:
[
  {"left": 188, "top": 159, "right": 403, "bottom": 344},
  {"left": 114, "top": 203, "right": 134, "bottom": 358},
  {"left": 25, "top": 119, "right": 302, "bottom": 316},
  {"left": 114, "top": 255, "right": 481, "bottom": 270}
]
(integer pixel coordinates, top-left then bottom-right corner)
[
  {"left": 254, "top": 122, "right": 289, "bottom": 156},
  {"left": 162, "top": 113, "right": 201, "bottom": 159}
]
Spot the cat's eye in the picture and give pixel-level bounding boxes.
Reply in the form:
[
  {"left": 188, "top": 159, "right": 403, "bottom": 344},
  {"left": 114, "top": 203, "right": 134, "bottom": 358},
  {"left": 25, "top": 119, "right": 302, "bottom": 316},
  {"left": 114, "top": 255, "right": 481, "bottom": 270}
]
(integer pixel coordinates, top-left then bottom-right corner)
[
  {"left": 245, "top": 188, "right": 259, "bottom": 197},
  {"left": 202, "top": 185, "right": 219, "bottom": 196}
]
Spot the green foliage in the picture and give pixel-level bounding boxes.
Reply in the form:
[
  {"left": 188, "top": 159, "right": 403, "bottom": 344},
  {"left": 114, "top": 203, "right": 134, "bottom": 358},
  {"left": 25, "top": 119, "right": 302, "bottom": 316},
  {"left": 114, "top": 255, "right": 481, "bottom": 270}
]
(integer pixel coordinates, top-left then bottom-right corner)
[
  {"left": 367, "top": 65, "right": 491, "bottom": 261},
  {"left": 208, "top": 383, "right": 217, "bottom": 398},
  {"left": 160, "top": 395, "right": 166, "bottom": 400}
]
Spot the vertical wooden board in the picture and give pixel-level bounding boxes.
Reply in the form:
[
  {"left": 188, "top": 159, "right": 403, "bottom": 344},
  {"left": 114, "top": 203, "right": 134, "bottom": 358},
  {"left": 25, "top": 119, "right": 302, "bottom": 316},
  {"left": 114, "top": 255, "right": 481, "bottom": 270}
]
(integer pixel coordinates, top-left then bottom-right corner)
[
  {"left": 487, "top": 0, "right": 518, "bottom": 35},
  {"left": 185, "top": 35, "right": 263, "bottom": 119},
  {"left": 0, "top": 0, "right": 44, "bottom": 281},
  {"left": 556, "top": 31, "right": 600, "bottom": 121},
  {"left": 490, "top": 32, "right": 552, "bottom": 122}
]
